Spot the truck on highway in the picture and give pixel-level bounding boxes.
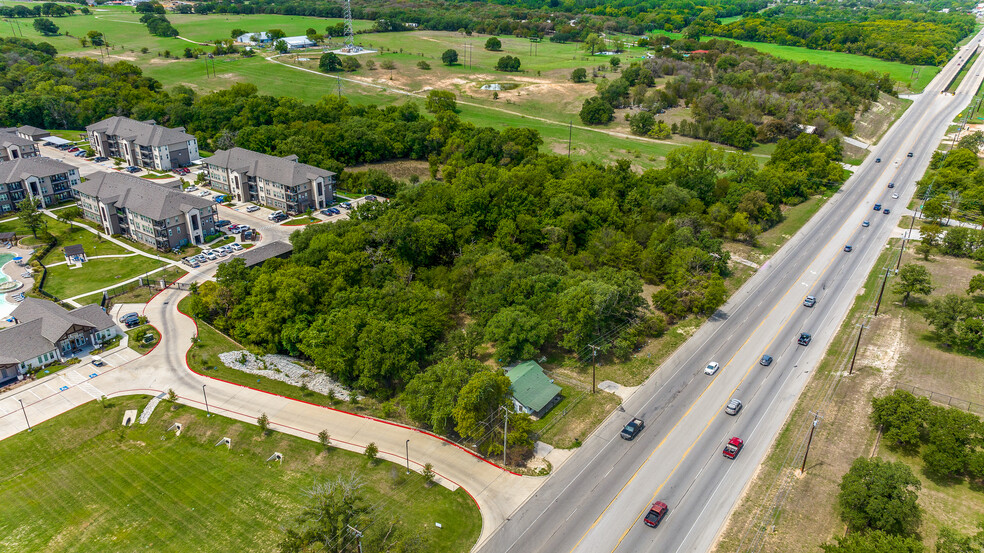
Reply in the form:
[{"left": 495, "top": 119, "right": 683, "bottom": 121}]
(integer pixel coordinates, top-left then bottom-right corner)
[
  {"left": 620, "top": 418, "right": 644, "bottom": 440},
  {"left": 723, "top": 437, "right": 744, "bottom": 459},
  {"left": 643, "top": 501, "right": 669, "bottom": 528}
]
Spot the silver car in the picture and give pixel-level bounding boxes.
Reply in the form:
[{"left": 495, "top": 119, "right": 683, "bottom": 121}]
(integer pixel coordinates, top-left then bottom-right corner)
[{"left": 725, "top": 398, "right": 743, "bottom": 416}]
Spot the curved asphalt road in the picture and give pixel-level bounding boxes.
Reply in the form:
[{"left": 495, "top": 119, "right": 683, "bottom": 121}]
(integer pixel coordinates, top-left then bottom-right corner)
[{"left": 476, "top": 30, "right": 984, "bottom": 553}]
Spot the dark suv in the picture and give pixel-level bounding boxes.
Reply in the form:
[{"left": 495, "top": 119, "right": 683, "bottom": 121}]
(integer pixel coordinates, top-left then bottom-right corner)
[
  {"left": 798, "top": 333, "right": 812, "bottom": 346},
  {"left": 620, "top": 418, "right": 644, "bottom": 440}
]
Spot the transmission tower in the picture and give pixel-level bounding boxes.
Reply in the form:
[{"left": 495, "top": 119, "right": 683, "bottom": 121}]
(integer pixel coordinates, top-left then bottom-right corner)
[{"left": 343, "top": 0, "right": 355, "bottom": 51}]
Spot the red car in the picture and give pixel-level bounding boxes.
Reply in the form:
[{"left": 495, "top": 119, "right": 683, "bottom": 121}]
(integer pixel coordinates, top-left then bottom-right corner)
[
  {"left": 643, "top": 501, "right": 669, "bottom": 528},
  {"left": 723, "top": 437, "right": 744, "bottom": 459},
  {"left": 68, "top": 147, "right": 79, "bottom": 152}
]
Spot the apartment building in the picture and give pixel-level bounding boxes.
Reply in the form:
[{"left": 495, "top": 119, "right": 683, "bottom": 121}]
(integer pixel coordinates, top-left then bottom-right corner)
[
  {"left": 0, "top": 157, "right": 81, "bottom": 213},
  {"left": 86, "top": 116, "right": 200, "bottom": 171},
  {"left": 204, "top": 147, "right": 335, "bottom": 214},
  {"left": 74, "top": 171, "right": 216, "bottom": 251},
  {"left": 0, "top": 128, "right": 40, "bottom": 161}
]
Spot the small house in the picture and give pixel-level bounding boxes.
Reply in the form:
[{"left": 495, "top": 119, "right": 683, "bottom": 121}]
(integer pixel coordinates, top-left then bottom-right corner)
[{"left": 505, "top": 360, "right": 562, "bottom": 418}]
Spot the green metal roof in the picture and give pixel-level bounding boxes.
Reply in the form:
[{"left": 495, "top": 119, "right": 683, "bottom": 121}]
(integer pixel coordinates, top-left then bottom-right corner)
[{"left": 507, "top": 360, "right": 561, "bottom": 412}]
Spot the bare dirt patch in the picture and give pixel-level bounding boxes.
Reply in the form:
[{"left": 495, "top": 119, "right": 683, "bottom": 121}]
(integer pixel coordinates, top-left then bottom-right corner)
[
  {"left": 345, "top": 159, "right": 430, "bottom": 181},
  {"left": 853, "top": 92, "right": 912, "bottom": 146}
]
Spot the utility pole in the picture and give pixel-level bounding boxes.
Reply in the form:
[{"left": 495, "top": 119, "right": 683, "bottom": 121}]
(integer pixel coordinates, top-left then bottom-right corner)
[
  {"left": 18, "top": 398, "right": 31, "bottom": 432},
  {"left": 874, "top": 267, "right": 890, "bottom": 316},
  {"left": 405, "top": 439, "right": 410, "bottom": 474},
  {"left": 588, "top": 344, "right": 600, "bottom": 393},
  {"left": 498, "top": 405, "right": 510, "bottom": 467},
  {"left": 346, "top": 525, "right": 364, "bottom": 553},
  {"left": 800, "top": 411, "right": 822, "bottom": 474},
  {"left": 202, "top": 384, "right": 211, "bottom": 416},
  {"left": 849, "top": 319, "right": 867, "bottom": 375}
]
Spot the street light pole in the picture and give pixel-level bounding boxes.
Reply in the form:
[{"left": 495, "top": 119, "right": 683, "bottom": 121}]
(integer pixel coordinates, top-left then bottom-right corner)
[
  {"left": 202, "top": 384, "right": 210, "bottom": 416},
  {"left": 18, "top": 398, "right": 31, "bottom": 432},
  {"left": 588, "top": 344, "right": 600, "bottom": 394},
  {"left": 849, "top": 321, "right": 865, "bottom": 375},
  {"left": 405, "top": 439, "right": 410, "bottom": 474}
]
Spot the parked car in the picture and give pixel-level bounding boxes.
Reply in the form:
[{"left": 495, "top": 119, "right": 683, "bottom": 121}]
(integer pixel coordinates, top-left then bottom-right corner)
[
  {"left": 798, "top": 332, "right": 812, "bottom": 346},
  {"left": 68, "top": 147, "right": 80, "bottom": 153},
  {"left": 330, "top": 207, "right": 341, "bottom": 215},
  {"left": 759, "top": 355, "right": 773, "bottom": 366},
  {"left": 246, "top": 205, "right": 261, "bottom": 213},
  {"left": 119, "top": 311, "right": 139, "bottom": 323},
  {"left": 725, "top": 398, "right": 743, "bottom": 416},
  {"left": 704, "top": 361, "right": 720, "bottom": 375},
  {"left": 215, "top": 219, "right": 231, "bottom": 228},
  {"left": 126, "top": 166, "right": 141, "bottom": 173},
  {"left": 94, "top": 156, "right": 109, "bottom": 162},
  {"left": 723, "top": 437, "right": 744, "bottom": 459},
  {"left": 237, "top": 224, "right": 250, "bottom": 234},
  {"left": 268, "top": 210, "right": 285, "bottom": 221},
  {"left": 74, "top": 151, "right": 87, "bottom": 157},
  {"left": 124, "top": 317, "right": 141, "bottom": 329},
  {"left": 341, "top": 202, "right": 353, "bottom": 210},
  {"left": 231, "top": 243, "right": 243, "bottom": 251},
  {"left": 803, "top": 295, "right": 816, "bottom": 308},
  {"left": 320, "top": 209, "right": 332, "bottom": 216},
  {"left": 643, "top": 501, "right": 669, "bottom": 528},
  {"left": 91, "top": 356, "right": 105, "bottom": 367},
  {"left": 620, "top": 417, "right": 644, "bottom": 440},
  {"left": 365, "top": 195, "right": 377, "bottom": 202},
  {"left": 227, "top": 224, "right": 240, "bottom": 232}
]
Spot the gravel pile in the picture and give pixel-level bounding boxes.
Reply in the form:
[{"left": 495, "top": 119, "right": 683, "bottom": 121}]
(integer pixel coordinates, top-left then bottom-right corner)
[{"left": 218, "top": 351, "right": 353, "bottom": 400}]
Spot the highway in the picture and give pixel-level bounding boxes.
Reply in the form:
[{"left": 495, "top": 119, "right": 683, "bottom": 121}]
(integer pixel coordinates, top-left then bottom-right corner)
[{"left": 475, "top": 30, "right": 984, "bottom": 553}]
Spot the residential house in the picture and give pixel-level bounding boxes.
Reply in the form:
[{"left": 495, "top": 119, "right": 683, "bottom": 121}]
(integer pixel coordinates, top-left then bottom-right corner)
[
  {"left": 86, "top": 116, "right": 200, "bottom": 171},
  {"left": 4, "top": 125, "right": 51, "bottom": 142},
  {"left": 74, "top": 171, "right": 216, "bottom": 250},
  {"left": 0, "top": 157, "right": 81, "bottom": 213},
  {"left": 0, "top": 129, "right": 40, "bottom": 161},
  {"left": 204, "top": 147, "right": 335, "bottom": 214},
  {"left": 505, "top": 360, "right": 562, "bottom": 418},
  {"left": 282, "top": 36, "right": 316, "bottom": 49},
  {"left": 0, "top": 298, "right": 117, "bottom": 385}
]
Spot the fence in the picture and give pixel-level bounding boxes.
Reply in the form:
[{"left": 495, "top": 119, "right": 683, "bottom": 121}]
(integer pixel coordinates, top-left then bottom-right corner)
[
  {"left": 100, "top": 269, "right": 188, "bottom": 308},
  {"left": 893, "top": 383, "right": 984, "bottom": 416}
]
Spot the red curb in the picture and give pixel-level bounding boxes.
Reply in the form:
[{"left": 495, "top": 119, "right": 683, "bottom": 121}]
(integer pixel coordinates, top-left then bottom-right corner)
[{"left": 175, "top": 302, "right": 521, "bottom": 477}]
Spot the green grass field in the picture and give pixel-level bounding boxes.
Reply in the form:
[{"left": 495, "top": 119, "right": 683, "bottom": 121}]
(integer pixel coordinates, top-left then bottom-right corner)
[
  {"left": 42, "top": 255, "right": 166, "bottom": 299},
  {"left": 0, "top": 396, "right": 480, "bottom": 553}
]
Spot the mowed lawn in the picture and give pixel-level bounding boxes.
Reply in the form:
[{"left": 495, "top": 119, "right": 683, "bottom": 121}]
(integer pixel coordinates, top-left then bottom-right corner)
[
  {"left": 42, "top": 255, "right": 166, "bottom": 299},
  {"left": 0, "top": 397, "right": 480, "bottom": 553}
]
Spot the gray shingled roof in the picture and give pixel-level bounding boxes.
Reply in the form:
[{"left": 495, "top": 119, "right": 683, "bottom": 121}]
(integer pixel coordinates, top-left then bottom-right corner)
[
  {"left": 206, "top": 147, "right": 335, "bottom": 187},
  {"left": 0, "top": 130, "right": 36, "bottom": 148},
  {"left": 64, "top": 244, "right": 84, "bottom": 256},
  {"left": 0, "top": 156, "right": 75, "bottom": 183},
  {"left": 221, "top": 240, "right": 293, "bottom": 268},
  {"left": 0, "top": 298, "right": 115, "bottom": 363},
  {"left": 86, "top": 116, "right": 194, "bottom": 148},
  {"left": 74, "top": 171, "right": 213, "bottom": 221},
  {"left": 16, "top": 125, "right": 48, "bottom": 137}
]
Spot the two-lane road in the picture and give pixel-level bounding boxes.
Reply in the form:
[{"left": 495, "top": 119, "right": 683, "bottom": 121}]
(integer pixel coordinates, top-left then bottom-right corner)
[{"left": 477, "top": 30, "right": 984, "bottom": 553}]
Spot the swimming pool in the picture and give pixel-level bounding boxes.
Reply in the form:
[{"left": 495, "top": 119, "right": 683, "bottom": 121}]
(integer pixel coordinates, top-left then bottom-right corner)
[{"left": 0, "top": 253, "right": 15, "bottom": 319}]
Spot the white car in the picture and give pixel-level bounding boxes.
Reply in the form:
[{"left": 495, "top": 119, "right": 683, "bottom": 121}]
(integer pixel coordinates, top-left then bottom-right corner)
[
  {"left": 237, "top": 224, "right": 250, "bottom": 233},
  {"left": 231, "top": 243, "right": 243, "bottom": 251},
  {"left": 205, "top": 251, "right": 217, "bottom": 260},
  {"left": 186, "top": 186, "right": 197, "bottom": 192},
  {"left": 246, "top": 205, "right": 260, "bottom": 212},
  {"left": 892, "top": 193, "right": 899, "bottom": 199},
  {"left": 704, "top": 362, "right": 720, "bottom": 375}
]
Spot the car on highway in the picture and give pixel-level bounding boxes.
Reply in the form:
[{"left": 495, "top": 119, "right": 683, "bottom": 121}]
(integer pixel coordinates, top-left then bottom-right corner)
[
  {"left": 246, "top": 205, "right": 260, "bottom": 212},
  {"left": 620, "top": 418, "right": 644, "bottom": 440},
  {"left": 643, "top": 501, "right": 669, "bottom": 528},
  {"left": 704, "top": 361, "right": 720, "bottom": 375},
  {"left": 883, "top": 208, "right": 891, "bottom": 214},
  {"left": 873, "top": 203, "right": 882, "bottom": 211},
  {"left": 862, "top": 221, "right": 870, "bottom": 227},
  {"left": 798, "top": 332, "right": 812, "bottom": 346},
  {"left": 759, "top": 354, "right": 773, "bottom": 366},
  {"left": 725, "top": 398, "right": 743, "bottom": 415},
  {"left": 723, "top": 437, "right": 744, "bottom": 459},
  {"left": 803, "top": 296, "right": 816, "bottom": 308},
  {"left": 907, "top": 152, "right": 914, "bottom": 157},
  {"left": 887, "top": 182, "right": 895, "bottom": 188},
  {"left": 892, "top": 193, "right": 899, "bottom": 199},
  {"left": 875, "top": 158, "right": 881, "bottom": 163},
  {"left": 844, "top": 245, "right": 853, "bottom": 252}
]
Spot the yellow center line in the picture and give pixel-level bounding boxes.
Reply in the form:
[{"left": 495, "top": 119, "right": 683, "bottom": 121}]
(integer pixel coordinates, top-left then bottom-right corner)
[{"left": 569, "top": 185, "right": 874, "bottom": 553}]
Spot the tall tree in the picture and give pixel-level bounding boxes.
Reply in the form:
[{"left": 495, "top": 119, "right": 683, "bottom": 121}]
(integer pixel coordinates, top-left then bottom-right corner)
[
  {"left": 17, "top": 197, "right": 44, "bottom": 238},
  {"left": 821, "top": 530, "right": 924, "bottom": 553},
  {"left": 32, "top": 17, "right": 58, "bottom": 35},
  {"left": 893, "top": 263, "right": 933, "bottom": 307},
  {"left": 452, "top": 370, "right": 511, "bottom": 442},
  {"left": 838, "top": 456, "right": 921, "bottom": 536},
  {"left": 441, "top": 49, "right": 458, "bottom": 66}
]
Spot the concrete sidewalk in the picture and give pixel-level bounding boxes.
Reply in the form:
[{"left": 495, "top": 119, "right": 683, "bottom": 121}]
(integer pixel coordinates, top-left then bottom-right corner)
[{"left": 0, "top": 277, "right": 544, "bottom": 549}]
